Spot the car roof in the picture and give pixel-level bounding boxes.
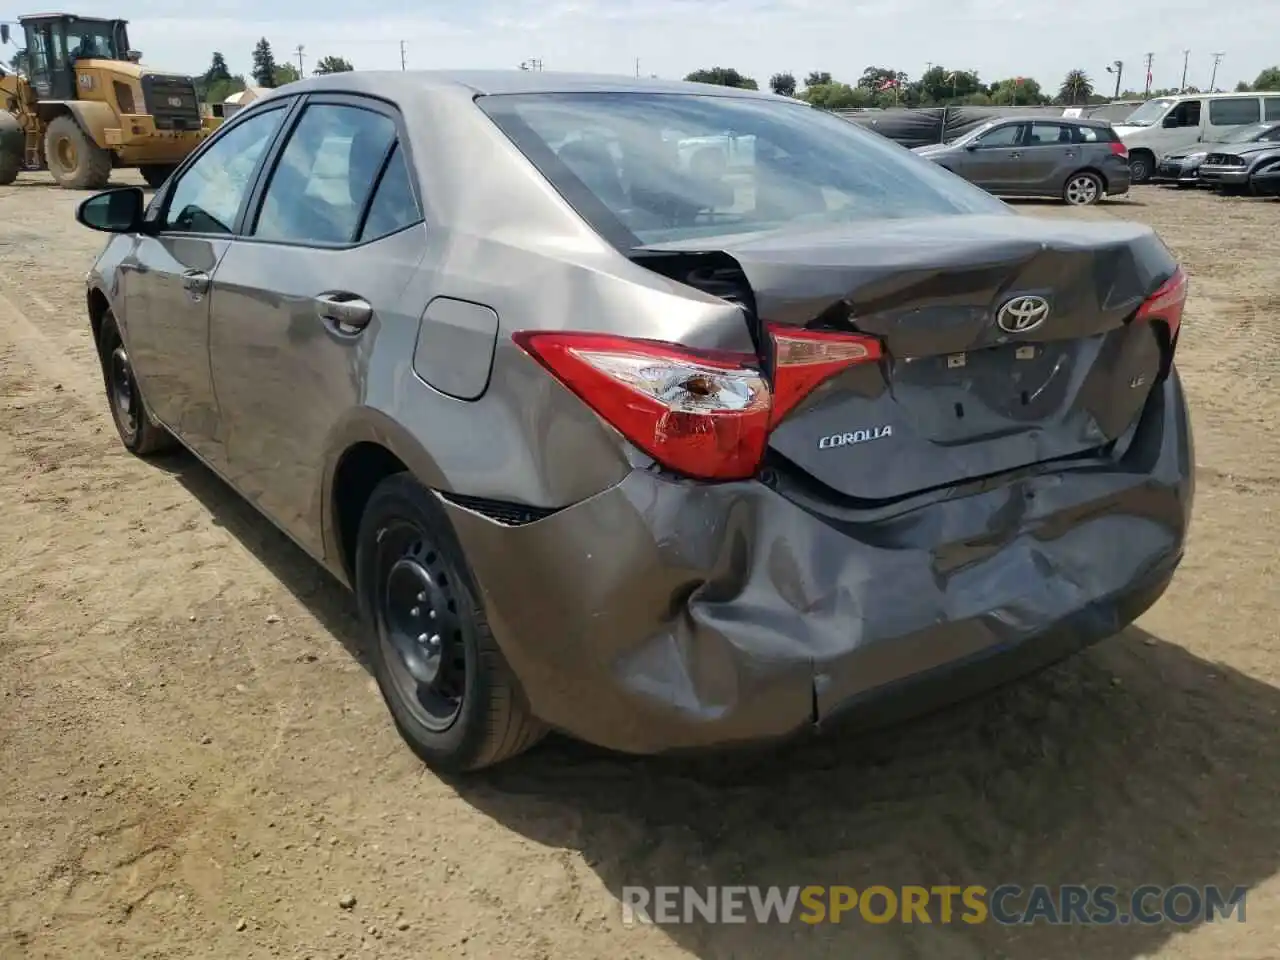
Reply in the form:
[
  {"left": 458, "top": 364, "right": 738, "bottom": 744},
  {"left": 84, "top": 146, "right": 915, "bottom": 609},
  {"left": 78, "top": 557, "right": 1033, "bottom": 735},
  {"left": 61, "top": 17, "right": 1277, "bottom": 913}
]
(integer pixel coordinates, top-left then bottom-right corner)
[
  {"left": 985, "top": 115, "right": 1113, "bottom": 129},
  {"left": 265, "top": 70, "right": 784, "bottom": 102}
]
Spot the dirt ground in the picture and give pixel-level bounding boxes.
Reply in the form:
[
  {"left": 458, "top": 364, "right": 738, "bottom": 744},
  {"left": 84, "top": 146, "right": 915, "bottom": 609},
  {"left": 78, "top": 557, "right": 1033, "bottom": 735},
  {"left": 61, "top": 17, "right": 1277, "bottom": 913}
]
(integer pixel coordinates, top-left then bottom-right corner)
[{"left": 2, "top": 173, "right": 1279, "bottom": 960}]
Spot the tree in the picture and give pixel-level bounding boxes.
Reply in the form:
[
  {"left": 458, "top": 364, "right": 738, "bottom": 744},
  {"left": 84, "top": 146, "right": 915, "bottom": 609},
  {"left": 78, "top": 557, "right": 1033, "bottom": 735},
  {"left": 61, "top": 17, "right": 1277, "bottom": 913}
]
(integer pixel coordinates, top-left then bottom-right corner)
[
  {"left": 769, "top": 71, "right": 796, "bottom": 97},
  {"left": 252, "top": 37, "right": 278, "bottom": 88},
  {"left": 205, "top": 52, "right": 232, "bottom": 85},
  {"left": 206, "top": 75, "right": 246, "bottom": 105},
  {"left": 1253, "top": 66, "right": 1280, "bottom": 91},
  {"left": 1058, "top": 69, "right": 1093, "bottom": 104},
  {"left": 1235, "top": 80, "right": 1252, "bottom": 92},
  {"left": 314, "top": 55, "right": 354, "bottom": 75},
  {"left": 802, "top": 82, "right": 873, "bottom": 110},
  {"left": 988, "top": 76, "right": 1046, "bottom": 106},
  {"left": 805, "top": 71, "right": 832, "bottom": 88},
  {"left": 684, "top": 67, "right": 757, "bottom": 89},
  {"left": 274, "top": 63, "right": 300, "bottom": 86},
  {"left": 917, "top": 66, "right": 982, "bottom": 104}
]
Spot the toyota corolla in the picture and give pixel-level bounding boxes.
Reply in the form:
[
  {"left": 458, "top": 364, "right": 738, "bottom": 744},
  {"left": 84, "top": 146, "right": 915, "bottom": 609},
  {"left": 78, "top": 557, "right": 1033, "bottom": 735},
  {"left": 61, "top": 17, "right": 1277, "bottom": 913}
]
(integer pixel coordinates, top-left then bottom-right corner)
[{"left": 75, "top": 71, "right": 1194, "bottom": 771}]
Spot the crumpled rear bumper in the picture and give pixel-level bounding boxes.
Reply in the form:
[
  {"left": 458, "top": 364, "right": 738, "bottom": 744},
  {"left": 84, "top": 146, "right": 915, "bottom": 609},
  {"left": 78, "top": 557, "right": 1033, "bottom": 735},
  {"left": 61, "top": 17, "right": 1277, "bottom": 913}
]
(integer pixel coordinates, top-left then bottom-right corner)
[{"left": 443, "top": 370, "right": 1194, "bottom": 755}]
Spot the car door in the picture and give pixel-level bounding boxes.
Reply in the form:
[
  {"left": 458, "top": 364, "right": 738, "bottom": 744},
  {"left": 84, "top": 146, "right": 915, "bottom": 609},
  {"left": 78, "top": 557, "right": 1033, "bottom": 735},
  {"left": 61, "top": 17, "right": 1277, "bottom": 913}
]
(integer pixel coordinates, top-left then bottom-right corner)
[
  {"left": 207, "top": 95, "right": 426, "bottom": 555},
  {"left": 955, "top": 122, "right": 1024, "bottom": 192},
  {"left": 1013, "top": 122, "right": 1076, "bottom": 194},
  {"left": 121, "top": 102, "right": 292, "bottom": 463}
]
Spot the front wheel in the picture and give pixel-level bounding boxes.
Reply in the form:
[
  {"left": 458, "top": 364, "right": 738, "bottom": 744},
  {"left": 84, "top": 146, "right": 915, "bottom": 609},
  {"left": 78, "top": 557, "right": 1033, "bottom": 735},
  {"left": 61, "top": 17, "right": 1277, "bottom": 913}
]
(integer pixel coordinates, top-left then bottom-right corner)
[
  {"left": 1063, "top": 171, "right": 1103, "bottom": 206},
  {"left": 0, "top": 147, "right": 19, "bottom": 186},
  {"left": 43, "top": 115, "right": 112, "bottom": 190},
  {"left": 355, "top": 473, "right": 545, "bottom": 772},
  {"left": 1128, "top": 152, "right": 1154, "bottom": 184}
]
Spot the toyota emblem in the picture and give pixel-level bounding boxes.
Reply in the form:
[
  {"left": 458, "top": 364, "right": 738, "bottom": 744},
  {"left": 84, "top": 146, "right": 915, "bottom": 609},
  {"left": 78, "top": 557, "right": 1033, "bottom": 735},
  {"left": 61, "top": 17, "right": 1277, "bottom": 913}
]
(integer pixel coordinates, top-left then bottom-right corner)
[{"left": 996, "top": 295, "right": 1050, "bottom": 333}]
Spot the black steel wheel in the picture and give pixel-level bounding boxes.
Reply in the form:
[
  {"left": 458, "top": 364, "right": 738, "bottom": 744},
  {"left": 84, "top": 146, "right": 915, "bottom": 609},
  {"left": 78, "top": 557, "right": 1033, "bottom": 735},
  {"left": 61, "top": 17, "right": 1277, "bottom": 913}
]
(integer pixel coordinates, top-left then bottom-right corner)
[
  {"left": 98, "top": 314, "right": 177, "bottom": 456},
  {"left": 355, "top": 473, "right": 545, "bottom": 772}
]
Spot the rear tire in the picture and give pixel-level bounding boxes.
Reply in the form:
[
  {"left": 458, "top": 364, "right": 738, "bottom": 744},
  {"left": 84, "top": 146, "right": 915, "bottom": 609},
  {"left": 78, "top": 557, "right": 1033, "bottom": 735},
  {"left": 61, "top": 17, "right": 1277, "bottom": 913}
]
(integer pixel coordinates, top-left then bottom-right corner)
[
  {"left": 44, "top": 115, "right": 112, "bottom": 190},
  {"left": 1063, "top": 171, "right": 1103, "bottom": 205},
  {"left": 139, "top": 164, "right": 177, "bottom": 188},
  {"left": 97, "top": 314, "right": 178, "bottom": 456},
  {"left": 355, "top": 473, "right": 546, "bottom": 773}
]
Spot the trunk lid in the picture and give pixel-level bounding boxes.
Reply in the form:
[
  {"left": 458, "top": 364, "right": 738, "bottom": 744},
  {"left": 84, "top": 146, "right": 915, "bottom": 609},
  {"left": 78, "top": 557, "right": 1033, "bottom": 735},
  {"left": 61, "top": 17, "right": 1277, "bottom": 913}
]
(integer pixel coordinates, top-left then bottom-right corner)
[{"left": 638, "top": 214, "right": 1178, "bottom": 502}]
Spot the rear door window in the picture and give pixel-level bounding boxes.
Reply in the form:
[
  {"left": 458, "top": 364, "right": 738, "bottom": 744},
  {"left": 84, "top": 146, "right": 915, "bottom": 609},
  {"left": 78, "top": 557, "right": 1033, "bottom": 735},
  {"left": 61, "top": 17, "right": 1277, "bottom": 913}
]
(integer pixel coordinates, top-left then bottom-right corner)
[
  {"left": 1027, "top": 123, "right": 1072, "bottom": 145},
  {"left": 1209, "top": 97, "right": 1261, "bottom": 126},
  {"left": 358, "top": 143, "right": 422, "bottom": 242},
  {"left": 252, "top": 102, "right": 397, "bottom": 245},
  {"left": 1265, "top": 98, "right": 1280, "bottom": 121}
]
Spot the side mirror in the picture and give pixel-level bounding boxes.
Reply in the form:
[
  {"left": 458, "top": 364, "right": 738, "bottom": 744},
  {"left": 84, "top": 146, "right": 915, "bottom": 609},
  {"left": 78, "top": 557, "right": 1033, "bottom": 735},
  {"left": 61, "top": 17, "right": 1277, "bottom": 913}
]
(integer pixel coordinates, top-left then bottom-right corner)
[
  {"left": 1162, "top": 115, "right": 1178, "bottom": 128},
  {"left": 1, "top": 25, "right": 9, "bottom": 44},
  {"left": 76, "top": 187, "right": 146, "bottom": 234},
  {"left": 965, "top": 142, "right": 978, "bottom": 151},
  {"left": 126, "top": 49, "right": 142, "bottom": 62}
]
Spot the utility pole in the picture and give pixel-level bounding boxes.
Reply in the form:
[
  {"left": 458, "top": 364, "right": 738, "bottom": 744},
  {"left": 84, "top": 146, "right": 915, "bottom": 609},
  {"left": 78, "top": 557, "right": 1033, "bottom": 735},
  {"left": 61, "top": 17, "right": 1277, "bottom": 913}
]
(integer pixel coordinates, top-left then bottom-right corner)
[
  {"left": 295, "top": 44, "right": 305, "bottom": 77},
  {"left": 1143, "top": 52, "right": 1154, "bottom": 97},
  {"left": 1180, "top": 49, "right": 1190, "bottom": 91},
  {"left": 634, "top": 57, "right": 639, "bottom": 78},
  {"left": 1209, "top": 52, "right": 1224, "bottom": 92},
  {"left": 400, "top": 40, "right": 406, "bottom": 71},
  {"left": 1106, "top": 59, "right": 1123, "bottom": 100}
]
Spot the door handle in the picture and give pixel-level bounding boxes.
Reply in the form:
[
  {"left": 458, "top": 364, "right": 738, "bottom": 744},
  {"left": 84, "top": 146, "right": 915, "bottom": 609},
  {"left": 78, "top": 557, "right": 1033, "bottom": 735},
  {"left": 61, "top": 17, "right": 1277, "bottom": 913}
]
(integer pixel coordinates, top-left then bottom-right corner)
[
  {"left": 314, "top": 293, "right": 372, "bottom": 334},
  {"left": 1009, "top": 151, "right": 1022, "bottom": 159},
  {"left": 181, "top": 269, "right": 209, "bottom": 300}
]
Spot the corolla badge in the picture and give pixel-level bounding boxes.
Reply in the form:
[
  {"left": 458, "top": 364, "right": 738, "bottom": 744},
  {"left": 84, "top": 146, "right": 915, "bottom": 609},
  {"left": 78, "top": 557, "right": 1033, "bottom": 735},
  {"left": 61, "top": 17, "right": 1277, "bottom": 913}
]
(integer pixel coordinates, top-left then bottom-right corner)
[
  {"left": 818, "top": 425, "right": 893, "bottom": 450},
  {"left": 996, "top": 295, "right": 1050, "bottom": 333}
]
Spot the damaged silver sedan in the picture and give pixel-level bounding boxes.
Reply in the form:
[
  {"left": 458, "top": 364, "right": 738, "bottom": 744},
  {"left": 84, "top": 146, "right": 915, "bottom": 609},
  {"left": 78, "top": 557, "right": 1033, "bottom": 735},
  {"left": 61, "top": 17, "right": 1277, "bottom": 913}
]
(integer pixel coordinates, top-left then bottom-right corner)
[{"left": 76, "top": 71, "right": 1193, "bottom": 771}]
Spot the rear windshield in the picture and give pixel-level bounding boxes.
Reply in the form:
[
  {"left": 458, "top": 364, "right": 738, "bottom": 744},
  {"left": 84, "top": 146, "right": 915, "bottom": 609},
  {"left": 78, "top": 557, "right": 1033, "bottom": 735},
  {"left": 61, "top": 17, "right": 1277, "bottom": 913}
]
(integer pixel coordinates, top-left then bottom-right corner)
[{"left": 478, "top": 92, "right": 1008, "bottom": 248}]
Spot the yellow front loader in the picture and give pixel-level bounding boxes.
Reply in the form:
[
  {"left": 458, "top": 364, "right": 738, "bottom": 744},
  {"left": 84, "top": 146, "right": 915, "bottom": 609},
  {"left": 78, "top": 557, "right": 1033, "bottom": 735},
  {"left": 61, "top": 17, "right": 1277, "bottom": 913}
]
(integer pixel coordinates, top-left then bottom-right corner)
[{"left": 1, "top": 13, "right": 219, "bottom": 189}]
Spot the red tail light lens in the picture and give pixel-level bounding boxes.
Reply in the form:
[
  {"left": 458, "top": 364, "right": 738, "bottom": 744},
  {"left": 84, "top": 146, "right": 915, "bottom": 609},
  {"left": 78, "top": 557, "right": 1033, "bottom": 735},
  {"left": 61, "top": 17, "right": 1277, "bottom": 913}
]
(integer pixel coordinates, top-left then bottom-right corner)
[
  {"left": 1109, "top": 141, "right": 1129, "bottom": 158},
  {"left": 512, "top": 332, "right": 771, "bottom": 480},
  {"left": 767, "top": 323, "right": 883, "bottom": 426},
  {"left": 514, "top": 326, "right": 882, "bottom": 481},
  {"left": 1135, "top": 266, "right": 1188, "bottom": 340}
]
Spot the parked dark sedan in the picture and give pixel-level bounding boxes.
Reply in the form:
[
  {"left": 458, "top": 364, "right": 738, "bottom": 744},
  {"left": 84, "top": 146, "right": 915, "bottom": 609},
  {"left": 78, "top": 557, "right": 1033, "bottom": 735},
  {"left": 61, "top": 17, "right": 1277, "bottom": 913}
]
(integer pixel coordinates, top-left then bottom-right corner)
[
  {"left": 1155, "top": 121, "right": 1280, "bottom": 185},
  {"left": 75, "top": 71, "right": 1192, "bottom": 772},
  {"left": 912, "top": 116, "right": 1131, "bottom": 204}
]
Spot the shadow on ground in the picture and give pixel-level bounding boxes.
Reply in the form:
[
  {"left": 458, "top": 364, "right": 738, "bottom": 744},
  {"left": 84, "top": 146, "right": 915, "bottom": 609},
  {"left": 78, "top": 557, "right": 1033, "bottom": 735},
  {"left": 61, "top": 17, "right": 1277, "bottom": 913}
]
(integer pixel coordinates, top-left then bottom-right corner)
[
  {"left": 159, "top": 451, "right": 370, "bottom": 668},
  {"left": 160, "top": 452, "right": 1279, "bottom": 960}
]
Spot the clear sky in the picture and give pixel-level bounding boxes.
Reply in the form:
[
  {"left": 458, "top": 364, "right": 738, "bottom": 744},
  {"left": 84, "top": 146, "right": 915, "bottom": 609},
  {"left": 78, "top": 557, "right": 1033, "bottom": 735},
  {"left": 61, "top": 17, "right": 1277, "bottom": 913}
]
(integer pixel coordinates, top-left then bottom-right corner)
[{"left": 20, "top": 0, "right": 1276, "bottom": 94}]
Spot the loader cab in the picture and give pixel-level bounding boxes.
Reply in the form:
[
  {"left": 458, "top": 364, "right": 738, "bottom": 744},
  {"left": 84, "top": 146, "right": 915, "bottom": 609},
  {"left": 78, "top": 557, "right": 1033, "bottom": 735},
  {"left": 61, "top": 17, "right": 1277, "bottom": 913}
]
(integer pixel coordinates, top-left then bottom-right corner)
[{"left": 19, "top": 14, "right": 132, "bottom": 100}]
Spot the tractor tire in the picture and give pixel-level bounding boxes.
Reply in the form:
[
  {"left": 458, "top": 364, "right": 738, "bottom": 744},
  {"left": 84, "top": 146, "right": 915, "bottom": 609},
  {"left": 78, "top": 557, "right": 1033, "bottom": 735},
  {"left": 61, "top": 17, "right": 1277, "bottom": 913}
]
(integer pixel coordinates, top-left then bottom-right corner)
[
  {"left": 44, "top": 115, "right": 112, "bottom": 190},
  {"left": 0, "top": 112, "right": 21, "bottom": 185},
  {"left": 139, "top": 164, "right": 177, "bottom": 189},
  {"left": 0, "top": 147, "right": 19, "bottom": 186}
]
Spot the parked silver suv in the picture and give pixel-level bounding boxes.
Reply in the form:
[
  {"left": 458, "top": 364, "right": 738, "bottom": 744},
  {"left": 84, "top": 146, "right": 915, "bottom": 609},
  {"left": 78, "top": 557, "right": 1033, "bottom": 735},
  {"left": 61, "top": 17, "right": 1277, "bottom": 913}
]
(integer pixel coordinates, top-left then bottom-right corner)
[{"left": 913, "top": 116, "right": 1131, "bottom": 204}]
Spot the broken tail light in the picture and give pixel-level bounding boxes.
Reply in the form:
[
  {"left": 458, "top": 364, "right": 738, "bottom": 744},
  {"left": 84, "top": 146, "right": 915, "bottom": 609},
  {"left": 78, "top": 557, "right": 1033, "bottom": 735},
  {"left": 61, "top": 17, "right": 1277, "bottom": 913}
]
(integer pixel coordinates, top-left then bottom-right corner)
[
  {"left": 513, "top": 326, "right": 882, "bottom": 481},
  {"left": 1134, "top": 266, "right": 1188, "bottom": 378}
]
